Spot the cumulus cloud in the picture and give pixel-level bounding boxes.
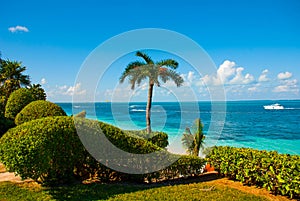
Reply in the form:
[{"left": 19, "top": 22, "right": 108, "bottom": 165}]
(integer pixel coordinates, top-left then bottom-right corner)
[
  {"left": 258, "top": 69, "right": 270, "bottom": 82},
  {"left": 40, "top": 78, "right": 47, "bottom": 85},
  {"left": 64, "top": 83, "right": 86, "bottom": 96},
  {"left": 229, "top": 67, "right": 255, "bottom": 85},
  {"left": 201, "top": 60, "right": 255, "bottom": 86},
  {"left": 277, "top": 72, "right": 292, "bottom": 80},
  {"left": 273, "top": 79, "right": 299, "bottom": 93},
  {"left": 8, "top": 25, "right": 29, "bottom": 33},
  {"left": 217, "top": 60, "right": 236, "bottom": 84}
]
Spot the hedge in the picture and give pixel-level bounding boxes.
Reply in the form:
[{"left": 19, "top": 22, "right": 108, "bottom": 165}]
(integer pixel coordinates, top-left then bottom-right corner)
[
  {"left": 206, "top": 146, "right": 300, "bottom": 199},
  {"left": 0, "top": 116, "right": 85, "bottom": 185},
  {"left": 0, "top": 116, "right": 208, "bottom": 185},
  {"left": 125, "top": 130, "right": 169, "bottom": 149},
  {"left": 5, "top": 88, "right": 34, "bottom": 120},
  {"left": 15, "top": 100, "right": 66, "bottom": 125}
]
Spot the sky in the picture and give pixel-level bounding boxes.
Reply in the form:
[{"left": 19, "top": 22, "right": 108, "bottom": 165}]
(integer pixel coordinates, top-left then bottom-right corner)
[{"left": 1, "top": 0, "right": 300, "bottom": 102}]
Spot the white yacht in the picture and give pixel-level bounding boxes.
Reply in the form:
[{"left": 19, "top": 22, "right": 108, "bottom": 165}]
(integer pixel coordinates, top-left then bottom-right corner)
[{"left": 263, "top": 103, "right": 284, "bottom": 110}]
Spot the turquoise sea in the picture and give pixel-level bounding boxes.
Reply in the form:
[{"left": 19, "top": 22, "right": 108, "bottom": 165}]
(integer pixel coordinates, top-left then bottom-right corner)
[{"left": 57, "top": 100, "right": 300, "bottom": 155}]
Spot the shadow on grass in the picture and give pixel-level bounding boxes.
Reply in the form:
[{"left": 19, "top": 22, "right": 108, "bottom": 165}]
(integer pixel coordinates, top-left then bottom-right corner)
[{"left": 46, "top": 173, "right": 219, "bottom": 201}]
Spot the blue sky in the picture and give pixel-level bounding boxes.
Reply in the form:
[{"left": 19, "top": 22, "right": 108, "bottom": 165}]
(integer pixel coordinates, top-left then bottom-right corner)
[{"left": 1, "top": 0, "right": 300, "bottom": 102}]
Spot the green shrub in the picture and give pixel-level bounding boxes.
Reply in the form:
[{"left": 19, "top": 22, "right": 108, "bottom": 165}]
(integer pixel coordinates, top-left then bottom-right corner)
[
  {"left": 15, "top": 100, "right": 66, "bottom": 125},
  {"left": 125, "top": 130, "right": 169, "bottom": 149},
  {"left": 0, "top": 116, "right": 165, "bottom": 185},
  {"left": 0, "top": 115, "right": 206, "bottom": 185},
  {"left": 0, "top": 116, "right": 86, "bottom": 185},
  {"left": 4, "top": 88, "right": 34, "bottom": 120},
  {"left": 206, "top": 146, "right": 300, "bottom": 199},
  {"left": 141, "top": 155, "right": 206, "bottom": 183}
]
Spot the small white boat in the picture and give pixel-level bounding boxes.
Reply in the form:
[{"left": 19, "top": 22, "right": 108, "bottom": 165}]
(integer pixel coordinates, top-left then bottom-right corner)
[{"left": 263, "top": 103, "right": 284, "bottom": 110}]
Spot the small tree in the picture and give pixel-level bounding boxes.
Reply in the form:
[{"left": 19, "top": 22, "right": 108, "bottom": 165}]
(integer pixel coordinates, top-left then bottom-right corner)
[
  {"left": 0, "top": 59, "right": 30, "bottom": 105},
  {"left": 120, "top": 51, "right": 184, "bottom": 133},
  {"left": 28, "top": 84, "right": 46, "bottom": 100},
  {"left": 182, "top": 118, "right": 205, "bottom": 156}
]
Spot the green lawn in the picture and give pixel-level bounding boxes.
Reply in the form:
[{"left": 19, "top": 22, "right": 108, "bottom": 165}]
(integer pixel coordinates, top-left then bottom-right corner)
[{"left": 0, "top": 181, "right": 269, "bottom": 201}]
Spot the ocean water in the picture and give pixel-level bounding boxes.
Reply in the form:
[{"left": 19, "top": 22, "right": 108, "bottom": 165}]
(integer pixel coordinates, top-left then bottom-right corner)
[{"left": 57, "top": 100, "right": 300, "bottom": 155}]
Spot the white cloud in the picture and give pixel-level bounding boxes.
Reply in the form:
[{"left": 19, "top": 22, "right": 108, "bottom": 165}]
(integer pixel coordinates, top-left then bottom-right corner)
[
  {"left": 273, "top": 79, "right": 299, "bottom": 93},
  {"left": 178, "top": 71, "right": 194, "bottom": 87},
  {"left": 229, "top": 67, "right": 255, "bottom": 85},
  {"left": 217, "top": 60, "right": 236, "bottom": 84},
  {"left": 64, "top": 83, "right": 86, "bottom": 96},
  {"left": 8, "top": 25, "right": 29, "bottom": 33},
  {"left": 201, "top": 60, "right": 255, "bottom": 86},
  {"left": 40, "top": 78, "right": 47, "bottom": 85},
  {"left": 248, "top": 83, "right": 261, "bottom": 92},
  {"left": 258, "top": 69, "right": 270, "bottom": 82},
  {"left": 277, "top": 72, "right": 292, "bottom": 80}
]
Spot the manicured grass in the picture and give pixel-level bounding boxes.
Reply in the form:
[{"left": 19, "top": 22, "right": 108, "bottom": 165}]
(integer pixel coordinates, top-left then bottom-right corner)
[{"left": 0, "top": 180, "right": 270, "bottom": 201}]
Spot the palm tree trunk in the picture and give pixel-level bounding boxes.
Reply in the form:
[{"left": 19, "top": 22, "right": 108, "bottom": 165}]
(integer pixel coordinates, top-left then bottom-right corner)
[{"left": 146, "top": 82, "right": 154, "bottom": 134}]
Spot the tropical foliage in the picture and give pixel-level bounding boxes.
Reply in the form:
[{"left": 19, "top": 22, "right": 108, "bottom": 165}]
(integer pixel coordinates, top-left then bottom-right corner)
[
  {"left": 120, "top": 51, "right": 184, "bottom": 133},
  {"left": 206, "top": 146, "right": 300, "bottom": 199},
  {"left": 28, "top": 84, "right": 46, "bottom": 100},
  {"left": 0, "top": 59, "right": 30, "bottom": 104},
  {"left": 181, "top": 118, "right": 205, "bottom": 156}
]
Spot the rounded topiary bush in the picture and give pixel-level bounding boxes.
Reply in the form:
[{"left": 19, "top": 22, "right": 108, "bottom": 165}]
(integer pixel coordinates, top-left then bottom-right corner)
[
  {"left": 4, "top": 88, "right": 35, "bottom": 120},
  {"left": 15, "top": 100, "right": 67, "bottom": 125},
  {"left": 0, "top": 116, "right": 164, "bottom": 185},
  {"left": 0, "top": 116, "right": 86, "bottom": 185}
]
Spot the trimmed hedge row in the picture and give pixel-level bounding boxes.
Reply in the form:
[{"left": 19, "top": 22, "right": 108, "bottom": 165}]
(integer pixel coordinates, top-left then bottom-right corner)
[
  {"left": 0, "top": 116, "right": 206, "bottom": 185},
  {"left": 125, "top": 130, "right": 169, "bottom": 149},
  {"left": 15, "top": 100, "right": 66, "bottom": 125},
  {"left": 0, "top": 116, "right": 85, "bottom": 185},
  {"left": 206, "top": 146, "right": 300, "bottom": 199}
]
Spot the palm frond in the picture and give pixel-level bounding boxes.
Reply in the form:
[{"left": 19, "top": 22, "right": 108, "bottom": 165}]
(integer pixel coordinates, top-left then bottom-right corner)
[
  {"left": 136, "top": 51, "right": 154, "bottom": 64},
  {"left": 159, "top": 69, "right": 184, "bottom": 87},
  {"left": 119, "top": 61, "right": 146, "bottom": 83},
  {"left": 156, "top": 59, "right": 178, "bottom": 69}
]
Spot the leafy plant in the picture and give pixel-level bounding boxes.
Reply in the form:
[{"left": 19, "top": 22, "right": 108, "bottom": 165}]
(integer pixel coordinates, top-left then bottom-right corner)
[
  {"left": 126, "top": 129, "right": 169, "bottom": 148},
  {"left": 206, "top": 146, "right": 300, "bottom": 199},
  {"left": 0, "top": 116, "right": 85, "bottom": 185},
  {"left": 28, "top": 84, "right": 46, "bottom": 100},
  {"left": 4, "top": 88, "right": 35, "bottom": 120},
  {"left": 0, "top": 59, "right": 30, "bottom": 105},
  {"left": 182, "top": 118, "right": 205, "bottom": 156},
  {"left": 15, "top": 100, "right": 66, "bottom": 125}
]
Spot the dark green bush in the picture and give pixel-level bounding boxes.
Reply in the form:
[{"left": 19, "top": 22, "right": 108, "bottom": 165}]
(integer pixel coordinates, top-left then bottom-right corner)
[
  {"left": 0, "top": 116, "right": 14, "bottom": 138},
  {"left": 15, "top": 100, "right": 66, "bottom": 125},
  {"left": 4, "top": 88, "right": 34, "bottom": 120},
  {"left": 0, "top": 117, "right": 165, "bottom": 185},
  {"left": 0, "top": 116, "right": 86, "bottom": 185},
  {"left": 0, "top": 115, "right": 206, "bottom": 185},
  {"left": 206, "top": 146, "right": 300, "bottom": 199}
]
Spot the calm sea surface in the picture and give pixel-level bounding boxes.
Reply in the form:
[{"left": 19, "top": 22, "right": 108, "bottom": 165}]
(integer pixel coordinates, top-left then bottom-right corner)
[{"left": 57, "top": 100, "right": 300, "bottom": 155}]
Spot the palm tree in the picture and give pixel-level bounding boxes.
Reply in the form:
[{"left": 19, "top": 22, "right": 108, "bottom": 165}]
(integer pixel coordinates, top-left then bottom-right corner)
[
  {"left": 120, "top": 51, "right": 184, "bottom": 133},
  {"left": 182, "top": 118, "right": 205, "bottom": 156},
  {"left": 0, "top": 60, "right": 30, "bottom": 103}
]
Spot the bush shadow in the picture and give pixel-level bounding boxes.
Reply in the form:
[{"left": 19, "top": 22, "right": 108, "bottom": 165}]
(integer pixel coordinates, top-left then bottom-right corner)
[{"left": 46, "top": 172, "right": 219, "bottom": 201}]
